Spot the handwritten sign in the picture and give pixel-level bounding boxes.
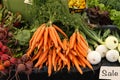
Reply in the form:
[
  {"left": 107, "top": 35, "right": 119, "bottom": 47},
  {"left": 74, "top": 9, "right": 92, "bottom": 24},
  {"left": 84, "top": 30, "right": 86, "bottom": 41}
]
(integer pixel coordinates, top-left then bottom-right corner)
[{"left": 99, "top": 66, "right": 120, "bottom": 80}]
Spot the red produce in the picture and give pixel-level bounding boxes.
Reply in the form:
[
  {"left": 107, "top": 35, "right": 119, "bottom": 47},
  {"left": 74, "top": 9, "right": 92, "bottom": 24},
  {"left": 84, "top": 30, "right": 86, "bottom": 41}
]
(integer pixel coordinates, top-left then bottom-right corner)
[
  {"left": 1, "top": 45, "right": 9, "bottom": 53},
  {"left": 10, "top": 57, "right": 17, "bottom": 64},
  {"left": 0, "top": 64, "right": 5, "bottom": 71},
  {"left": 1, "top": 54, "right": 10, "bottom": 61},
  {"left": 0, "top": 41, "right": 3, "bottom": 48},
  {"left": 3, "top": 60, "right": 11, "bottom": 67},
  {"left": 0, "top": 51, "right": 3, "bottom": 55}
]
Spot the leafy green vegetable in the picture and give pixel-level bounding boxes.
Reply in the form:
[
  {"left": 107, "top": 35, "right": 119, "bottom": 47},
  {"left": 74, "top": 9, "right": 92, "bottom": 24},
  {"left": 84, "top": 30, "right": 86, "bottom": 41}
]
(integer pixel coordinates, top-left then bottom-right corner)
[
  {"left": 100, "top": 0, "right": 120, "bottom": 11},
  {"left": 14, "top": 29, "right": 31, "bottom": 46},
  {"left": 110, "top": 9, "right": 120, "bottom": 29}
]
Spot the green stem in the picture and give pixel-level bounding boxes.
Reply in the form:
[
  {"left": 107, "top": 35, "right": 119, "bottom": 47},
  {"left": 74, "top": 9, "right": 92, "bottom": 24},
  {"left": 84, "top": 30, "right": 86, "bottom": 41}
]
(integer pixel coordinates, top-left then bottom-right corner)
[{"left": 79, "top": 16, "right": 104, "bottom": 44}]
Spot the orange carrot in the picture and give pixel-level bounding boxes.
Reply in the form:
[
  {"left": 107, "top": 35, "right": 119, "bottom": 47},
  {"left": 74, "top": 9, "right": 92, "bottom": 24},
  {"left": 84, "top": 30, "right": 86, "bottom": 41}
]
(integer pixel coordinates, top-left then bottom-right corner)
[
  {"left": 66, "top": 47, "right": 70, "bottom": 55},
  {"left": 48, "top": 26, "right": 58, "bottom": 48},
  {"left": 81, "top": 57, "right": 93, "bottom": 70},
  {"left": 29, "top": 24, "right": 45, "bottom": 46},
  {"left": 26, "top": 44, "right": 36, "bottom": 56},
  {"left": 68, "top": 53, "right": 83, "bottom": 74},
  {"left": 52, "top": 48, "right": 56, "bottom": 68},
  {"left": 69, "top": 32, "right": 76, "bottom": 49},
  {"left": 48, "top": 53, "right": 52, "bottom": 76},
  {"left": 39, "top": 56, "right": 47, "bottom": 69},
  {"left": 76, "top": 44, "right": 87, "bottom": 57},
  {"left": 53, "top": 24, "right": 68, "bottom": 38},
  {"left": 79, "top": 40, "right": 88, "bottom": 51},
  {"left": 37, "top": 37, "right": 44, "bottom": 49},
  {"left": 44, "top": 27, "right": 49, "bottom": 51},
  {"left": 76, "top": 31, "right": 81, "bottom": 43},
  {"left": 70, "top": 50, "right": 77, "bottom": 56},
  {"left": 73, "top": 42, "right": 77, "bottom": 51},
  {"left": 54, "top": 56, "right": 59, "bottom": 71},
  {"left": 31, "top": 48, "right": 43, "bottom": 61},
  {"left": 48, "top": 37, "right": 53, "bottom": 49},
  {"left": 78, "top": 42, "right": 88, "bottom": 56},
  {"left": 63, "top": 38, "right": 68, "bottom": 50},
  {"left": 34, "top": 49, "right": 49, "bottom": 67},
  {"left": 77, "top": 58, "right": 86, "bottom": 68},
  {"left": 57, "top": 58, "right": 62, "bottom": 71},
  {"left": 76, "top": 31, "right": 89, "bottom": 51},
  {"left": 66, "top": 57, "right": 71, "bottom": 72},
  {"left": 56, "top": 47, "right": 61, "bottom": 53},
  {"left": 79, "top": 33, "right": 88, "bottom": 47},
  {"left": 57, "top": 52, "right": 68, "bottom": 63},
  {"left": 36, "top": 24, "right": 46, "bottom": 43},
  {"left": 52, "top": 26, "right": 64, "bottom": 49}
]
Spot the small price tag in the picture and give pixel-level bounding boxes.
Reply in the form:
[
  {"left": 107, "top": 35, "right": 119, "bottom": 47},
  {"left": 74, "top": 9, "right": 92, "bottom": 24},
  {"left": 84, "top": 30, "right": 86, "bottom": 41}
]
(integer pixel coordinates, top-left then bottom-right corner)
[
  {"left": 99, "top": 66, "right": 120, "bottom": 80},
  {"left": 24, "top": 0, "right": 33, "bottom": 5}
]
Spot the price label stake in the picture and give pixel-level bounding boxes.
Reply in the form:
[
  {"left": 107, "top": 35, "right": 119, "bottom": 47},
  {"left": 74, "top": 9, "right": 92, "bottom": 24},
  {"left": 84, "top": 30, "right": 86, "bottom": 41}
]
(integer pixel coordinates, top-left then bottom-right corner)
[{"left": 99, "top": 66, "right": 120, "bottom": 80}]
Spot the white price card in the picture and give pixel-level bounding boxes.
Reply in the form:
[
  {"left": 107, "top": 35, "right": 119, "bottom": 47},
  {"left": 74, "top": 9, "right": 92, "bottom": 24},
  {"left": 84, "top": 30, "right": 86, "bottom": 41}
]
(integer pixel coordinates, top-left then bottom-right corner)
[{"left": 99, "top": 66, "right": 120, "bottom": 80}]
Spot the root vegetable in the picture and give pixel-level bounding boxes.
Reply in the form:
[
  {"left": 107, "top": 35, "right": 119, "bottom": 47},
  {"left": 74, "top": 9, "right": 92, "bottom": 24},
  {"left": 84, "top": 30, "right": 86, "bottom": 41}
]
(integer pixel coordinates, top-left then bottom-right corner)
[
  {"left": 25, "top": 61, "right": 33, "bottom": 69},
  {"left": 1, "top": 54, "right": 10, "bottom": 61},
  {"left": 105, "top": 36, "right": 118, "bottom": 49},
  {"left": 106, "top": 50, "right": 119, "bottom": 62},
  {"left": 10, "top": 57, "right": 17, "bottom": 64},
  {"left": 1, "top": 45, "right": 8, "bottom": 53},
  {"left": 95, "top": 45, "right": 108, "bottom": 58},
  {"left": 17, "top": 64, "right": 26, "bottom": 72},
  {"left": 117, "top": 43, "right": 120, "bottom": 52},
  {"left": 0, "top": 64, "right": 5, "bottom": 71},
  {"left": 25, "top": 68, "right": 32, "bottom": 80},
  {"left": 118, "top": 56, "right": 120, "bottom": 63},
  {"left": 21, "top": 54, "right": 30, "bottom": 62},
  {"left": 0, "top": 52, "right": 3, "bottom": 55},
  {"left": 10, "top": 64, "right": 26, "bottom": 80},
  {"left": 87, "top": 51, "right": 101, "bottom": 65},
  {"left": 0, "top": 41, "right": 3, "bottom": 48},
  {"left": 3, "top": 60, "right": 10, "bottom": 67}
]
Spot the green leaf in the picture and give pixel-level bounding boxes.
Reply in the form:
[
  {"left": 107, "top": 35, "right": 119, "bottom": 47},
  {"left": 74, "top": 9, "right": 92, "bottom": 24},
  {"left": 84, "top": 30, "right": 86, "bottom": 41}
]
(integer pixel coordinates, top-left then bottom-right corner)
[
  {"left": 14, "top": 29, "right": 31, "bottom": 45},
  {"left": 103, "top": 29, "right": 111, "bottom": 39}
]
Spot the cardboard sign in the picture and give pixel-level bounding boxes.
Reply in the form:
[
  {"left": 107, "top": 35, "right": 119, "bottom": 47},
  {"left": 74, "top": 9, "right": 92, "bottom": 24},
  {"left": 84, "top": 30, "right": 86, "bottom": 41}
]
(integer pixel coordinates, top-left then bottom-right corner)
[{"left": 99, "top": 66, "right": 120, "bottom": 80}]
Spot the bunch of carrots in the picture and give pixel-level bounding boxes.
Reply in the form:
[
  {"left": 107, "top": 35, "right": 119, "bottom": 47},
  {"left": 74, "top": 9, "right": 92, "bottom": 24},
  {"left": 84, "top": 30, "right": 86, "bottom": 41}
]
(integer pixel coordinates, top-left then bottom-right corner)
[{"left": 25, "top": 21, "right": 93, "bottom": 76}]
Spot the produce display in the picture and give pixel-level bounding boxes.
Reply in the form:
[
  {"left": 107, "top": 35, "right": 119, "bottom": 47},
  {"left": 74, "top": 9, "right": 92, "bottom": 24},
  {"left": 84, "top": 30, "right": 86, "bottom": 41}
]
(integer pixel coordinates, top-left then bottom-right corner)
[{"left": 0, "top": 0, "right": 120, "bottom": 80}]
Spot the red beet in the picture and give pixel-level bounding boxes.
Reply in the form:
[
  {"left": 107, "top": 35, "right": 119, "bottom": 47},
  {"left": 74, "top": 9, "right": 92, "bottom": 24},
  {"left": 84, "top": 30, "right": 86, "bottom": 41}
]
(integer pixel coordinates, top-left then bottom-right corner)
[
  {"left": 1, "top": 54, "right": 10, "bottom": 61},
  {"left": 3, "top": 60, "right": 11, "bottom": 67},
  {"left": 25, "top": 61, "right": 33, "bottom": 69},
  {"left": 0, "top": 41, "right": 3, "bottom": 48},
  {"left": 10, "top": 57, "right": 17, "bottom": 64},
  {"left": 17, "top": 59, "right": 22, "bottom": 64},
  {"left": 17, "top": 64, "right": 26, "bottom": 72},
  {"left": 1, "top": 45, "right": 9, "bottom": 53},
  {"left": 21, "top": 54, "right": 30, "bottom": 62},
  {"left": 25, "top": 68, "right": 32, "bottom": 80},
  {"left": 11, "top": 64, "right": 26, "bottom": 80},
  {"left": 0, "top": 51, "right": 3, "bottom": 55}
]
